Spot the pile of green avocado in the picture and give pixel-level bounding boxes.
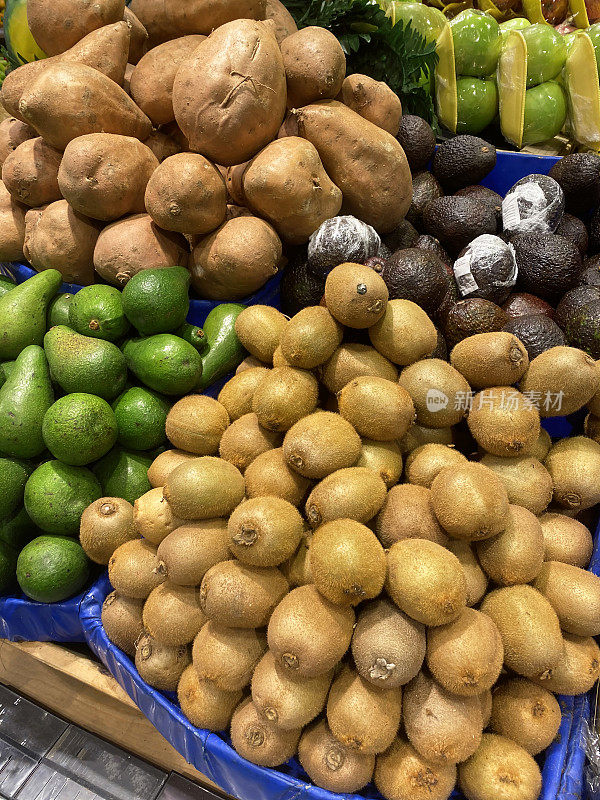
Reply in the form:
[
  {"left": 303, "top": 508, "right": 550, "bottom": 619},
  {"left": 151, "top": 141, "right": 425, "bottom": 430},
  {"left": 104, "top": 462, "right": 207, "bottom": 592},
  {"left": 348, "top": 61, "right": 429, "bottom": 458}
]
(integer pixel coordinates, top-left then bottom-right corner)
[{"left": 0, "top": 267, "right": 246, "bottom": 603}]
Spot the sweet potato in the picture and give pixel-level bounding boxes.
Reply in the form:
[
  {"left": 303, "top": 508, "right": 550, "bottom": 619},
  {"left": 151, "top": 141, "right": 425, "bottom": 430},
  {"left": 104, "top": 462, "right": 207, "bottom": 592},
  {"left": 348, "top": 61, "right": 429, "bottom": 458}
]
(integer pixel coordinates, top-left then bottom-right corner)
[
  {"left": 173, "top": 19, "right": 287, "bottom": 166},
  {"left": 0, "top": 118, "right": 36, "bottom": 167},
  {"left": 124, "top": 7, "right": 148, "bottom": 64},
  {"left": 128, "top": 0, "right": 178, "bottom": 47},
  {"left": 190, "top": 216, "right": 281, "bottom": 299},
  {"left": 293, "top": 100, "right": 412, "bottom": 233},
  {"left": 130, "top": 36, "right": 205, "bottom": 126},
  {"left": 94, "top": 214, "right": 189, "bottom": 286},
  {"left": 145, "top": 153, "right": 227, "bottom": 235},
  {"left": 18, "top": 63, "right": 152, "bottom": 151},
  {"left": 0, "top": 181, "right": 26, "bottom": 261},
  {"left": 23, "top": 200, "right": 101, "bottom": 285},
  {"left": 338, "top": 74, "right": 402, "bottom": 136},
  {"left": 58, "top": 134, "right": 159, "bottom": 222},
  {"left": 281, "top": 27, "right": 346, "bottom": 109},
  {"left": 124, "top": 64, "right": 134, "bottom": 95},
  {"left": 264, "top": 0, "right": 298, "bottom": 43},
  {"left": 2, "top": 137, "right": 62, "bottom": 207},
  {"left": 2, "top": 61, "right": 48, "bottom": 123},
  {"left": 27, "top": 0, "right": 126, "bottom": 56},
  {"left": 242, "top": 137, "right": 342, "bottom": 244},
  {"left": 143, "top": 130, "right": 184, "bottom": 162}
]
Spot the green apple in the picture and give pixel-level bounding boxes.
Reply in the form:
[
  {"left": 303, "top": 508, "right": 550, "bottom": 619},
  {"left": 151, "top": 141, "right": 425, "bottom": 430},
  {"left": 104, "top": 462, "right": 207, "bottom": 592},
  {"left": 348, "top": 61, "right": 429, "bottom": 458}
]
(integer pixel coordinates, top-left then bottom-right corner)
[
  {"left": 391, "top": 2, "right": 447, "bottom": 42},
  {"left": 522, "top": 23, "right": 567, "bottom": 87},
  {"left": 500, "top": 17, "right": 532, "bottom": 33},
  {"left": 451, "top": 9, "right": 502, "bottom": 77},
  {"left": 588, "top": 22, "right": 600, "bottom": 81},
  {"left": 522, "top": 81, "right": 567, "bottom": 144},
  {"left": 456, "top": 77, "right": 499, "bottom": 133}
]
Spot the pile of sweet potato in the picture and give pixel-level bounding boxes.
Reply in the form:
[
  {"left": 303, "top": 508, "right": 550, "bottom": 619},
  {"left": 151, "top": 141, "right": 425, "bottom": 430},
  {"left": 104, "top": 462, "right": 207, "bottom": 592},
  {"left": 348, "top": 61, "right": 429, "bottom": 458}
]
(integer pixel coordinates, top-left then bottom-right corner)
[{"left": 0, "top": 0, "right": 412, "bottom": 299}]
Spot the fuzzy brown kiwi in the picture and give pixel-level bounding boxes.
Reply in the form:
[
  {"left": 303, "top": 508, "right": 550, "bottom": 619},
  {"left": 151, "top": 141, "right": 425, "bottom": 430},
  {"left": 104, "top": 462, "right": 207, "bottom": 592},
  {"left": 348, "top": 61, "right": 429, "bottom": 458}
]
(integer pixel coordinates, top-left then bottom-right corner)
[
  {"left": 538, "top": 513, "right": 593, "bottom": 568},
  {"left": 200, "top": 560, "right": 289, "bottom": 629},
  {"left": 280, "top": 306, "right": 343, "bottom": 369},
  {"left": 267, "top": 584, "right": 355, "bottom": 677},
  {"left": 192, "top": 621, "right": 267, "bottom": 691},
  {"left": 310, "top": 518, "right": 387, "bottom": 606},
  {"left": 400, "top": 424, "right": 454, "bottom": 453},
  {"left": 163, "top": 457, "right": 245, "bottom": 520},
  {"left": 234, "top": 305, "right": 288, "bottom": 364},
  {"left": 147, "top": 449, "right": 198, "bottom": 488},
  {"left": 305, "top": 467, "right": 387, "bottom": 528},
  {"left": 299, "top": 720, "right": 375, "bottom": 794},
  {"left": 479, "top": 691, "right": 492, "bottom": 728},
  {"left": 430, "top": 462, "right": 509, "bottom": 541},
  {"left": 142, "top": 582, "right": 205, "bottom": 646},
  {"left": 375, "top": 737, "right": 457, "bottom": 800},
  {"left": 369, "top": 300, "right": 438, "bottom": 366},
  {"left": 479, "top": 454, "right": 552, "bottom": 515},
  {"left": 458, "top": 734, "right": 542, "bottom": 800},
  {"left": 532, "top": 633, "right": 600, "bottom": 694},
  {"left": 398, "top": 360, "right": 471, "bottom": 428},
  {"left": 281, "top": 531, "right": 313, "bottom": 587},
  {"left": 283, "top": 411, "right": 361, "bottom": 479},
  {"left": 426, "top": 608, "right": 504, "bottom": 696},
  {"left": 272, "top": 345, "right": 292, "bottom": 368},
  {"left": 338, "top": 376, "right": 415, "bottom": 441},
  {"left": 324, "top": 262, "right": 389, "bottom": 328},
  {"left": 165, "top": 395, "right": 230, "bottom": 455},
  {"left": 584, "top": 412, "right": 600, "bottom": 444},
  {"left": 108, "top": 539, "right": 165, "bottom": 600},
  {"left": 545, "top": 436, "right": 600, "bottom": 511},
  {"left": 351, "top": 597, "right": 425, "bottom": 689},
  {"left": 450, "top": 332, "right": 529, "bottom": 388},
  {"left": 475, "top": 505, "right": 545, "bottom": 586},
  {"left": 177, "top": 664, "right": 242, "bottom": 731},
  {"left": 156, "top": 520, "right": 230, "bottom": 586},
  {"left": 101, "top": 591, "right": 144, "bottom": 657},
  {"left": 489, "top": 678, "right": 561, "bottom": 755},
  {"left": 376, "top": 484, "right": 449, "bottom": 549},
  {"left": 520, "top": 346, "right": 599, "bottom": 417},
  {"left": 230, "top": 698, "right": 302, "bottom": 767},
  {"left": 135, "top": 632, "right": 191, "bottom": 691},
  {"left": 321, "top": 343, "right": 398, "bottom": 395},
  {"left": 533, "top": 560, "right": 600, "bottom": 637},
  {"left": 386, "top": 538, "right": 467, "bottom": 627},
  {"left": 529, "top": 428, "right": 552, "bottom": 461},
  {"left": 467, "top": 387, "right": 541, "bottom": 457},
  {"left": 252, "top": 367, "right": 319, "bottom": 432},
  {"left": 588, "top": 359, "right": 600, "bottom": 415},
  {"left": 219, "top": 413, "right": 282, "bottom": 472},
  {"left": 236, "top": 356, "right": 265, "bottom": 373},
  {"left": 251, "top": 650, "right": 333, "bottom": 730},
  {"left": 80, "top": 497, "right": 137, "bottom": 565},
  {"left": 404, "top": 444, "right": 467, "bottom": 488},
  {"left": 244, "top": 448, "right": 312, "bottom": 506},
  {"left": 446, "top": 540, "right": 488, "bottom": 607},
  {"left": 217, "top": 367, "right": 270, "bottom": 421},
  {"left": 133, "top": 487, "right": 183, "bottom": 546},
  {"left": 356, "top": 439, "right": 403, "bottom": 488},
  {"left": 227, "top": 496, "right": 304, "bottom": 566}
]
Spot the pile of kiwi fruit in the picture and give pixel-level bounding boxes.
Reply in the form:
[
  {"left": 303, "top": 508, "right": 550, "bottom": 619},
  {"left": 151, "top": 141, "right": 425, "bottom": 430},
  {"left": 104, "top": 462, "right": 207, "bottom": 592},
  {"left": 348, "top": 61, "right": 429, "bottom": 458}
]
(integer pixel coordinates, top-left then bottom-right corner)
[{"left": 79, "top": 262, "right": 600, "bottom": 800}]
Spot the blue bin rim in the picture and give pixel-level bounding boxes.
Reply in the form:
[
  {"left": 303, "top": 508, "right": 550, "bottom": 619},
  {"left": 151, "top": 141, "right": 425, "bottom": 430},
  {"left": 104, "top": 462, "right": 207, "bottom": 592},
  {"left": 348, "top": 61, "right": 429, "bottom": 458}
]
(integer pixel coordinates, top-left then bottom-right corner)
[{"left": 0, "top": 588, "right": 87, "bottom": 643}]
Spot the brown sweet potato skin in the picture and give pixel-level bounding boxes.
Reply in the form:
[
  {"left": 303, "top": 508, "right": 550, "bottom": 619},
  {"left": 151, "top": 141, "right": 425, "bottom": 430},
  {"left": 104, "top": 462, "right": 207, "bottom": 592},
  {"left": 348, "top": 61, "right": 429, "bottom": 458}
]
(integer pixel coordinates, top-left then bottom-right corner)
[
  {"left": 94, "top": 214, "right": 189, "bottom": 286},
  {"left": 295, "top": 100, "right": 412, "bottom": 233},
  {"left": 2, "top": 61, "right": 48, "bottom": 123},
  {"left": 58, "top": 134, "right": 159, "bottom": 222},
  {"left": 173, "top": 19, "right": 287, "bottom": 166},
  {"left": 0, "top": 181, "right": 26, "bottom": 261},
  {"left": 242, "top": 137, "right": 342, "bottom": 244},
  {"left": 124, "top": 7, "right": 148, "bottom": 64},
  {"left": 339, "top": 74, "right": 402, "bottom": 136},
  {"left": 2, "top": 137, "right": 62, "bottom": 207},
  {"left": 265, "top": 0, "right": 298, "bottom": 42},
  {"left": 27, "top": 0, "right": 126, "bottom": 56},
  {"left": 130, "top": 36, "right": 206, "bottom": 126},
  {"left": 143, "top": 131, "right": 184, "bottom": 163},
  {"left": 0, "top": 118, "right": 37, "bottom": 167},
  {"left": 190, "top": 216, "right": 281, "bottom": 300},
  {"left": 18, "top": 63, "right": 152, "bottom": 151},
  {"left": 281, "top": 27, "right": 346, "bottom": 109},
  {"left": 145, "top": 153, "right": 227, "bottom": 235},
  {"left": 23, "top": 200, "right": 101, "bottom": 285}
]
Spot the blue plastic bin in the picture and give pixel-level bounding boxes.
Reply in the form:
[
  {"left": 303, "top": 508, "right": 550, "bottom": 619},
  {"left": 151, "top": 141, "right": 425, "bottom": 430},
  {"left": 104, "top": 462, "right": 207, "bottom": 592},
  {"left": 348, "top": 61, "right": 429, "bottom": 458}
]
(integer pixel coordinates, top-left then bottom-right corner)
[
  {"left": 0, "top": 590, "right": 86, "bottom": 643},
  {"left": 480, "top": 151, "right": 559, "bottom": 196}
]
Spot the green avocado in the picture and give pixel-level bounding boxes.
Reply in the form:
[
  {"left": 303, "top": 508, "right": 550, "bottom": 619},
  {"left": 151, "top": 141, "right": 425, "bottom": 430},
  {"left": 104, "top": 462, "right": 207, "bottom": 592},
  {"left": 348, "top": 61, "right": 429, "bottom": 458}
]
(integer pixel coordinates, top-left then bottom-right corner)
[
  {"left": 17, "top": 536, "right": 90, "bottom": 603},
  {"left": 0, "top": 269, "right": 62, "bottom": 360},
  {"left": 112, "top": 386, "right": 170, "bottom": 451},
  {"left": 42, "top": 393, "right": 118, "bottom": 466},
  {"left": 122, "top": 334, "right": 202, "bottom": 395},
  {"left": 122, "top": 267, "right": 190, "bottom": 336},
  {"left": 0, "top": 457, "right": 33, "bottom": 519},
  {"left": 197, "top": 304, "right": 246, "bottom": 391},
  {"left": 47, "top": 293, "right": 74, "bottom": 328},
  {"left": 92, "top": 447, "right": 153, "bottom": 505},
  {"left": 68, "top": 285, "right": 130, "bottom": 342}
]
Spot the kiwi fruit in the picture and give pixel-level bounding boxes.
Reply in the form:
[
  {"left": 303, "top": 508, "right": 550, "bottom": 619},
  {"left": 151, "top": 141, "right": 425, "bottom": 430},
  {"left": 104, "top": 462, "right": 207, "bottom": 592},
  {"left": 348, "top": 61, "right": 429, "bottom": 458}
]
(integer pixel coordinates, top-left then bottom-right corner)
[
  {"left": 430, "top": 462, "right": 509, "bottom": 541},
  {"left": 267, "top": 584, "right": 355, "bottom": 677},
  {"left": 520, "top": 346, "right": 599, "bottom": 417},
  {"left": 133, "top": 487, "right": 183, "bottom": 546},
  {"left": 376, "top": 484, "right": 449, "bottom": 548},
  {"left": 458, "top": 733, "right": 541, "bottom": 800},
  {"left": 321, "top": 343, "right": 398, "bottom": 395},
  {"left": 156, "top": 519, "right": 230, "bottom": 586},
  {"left": 272, "top": 345, "right": 292, "bottom": 368},
  {"left": 244, "top": 447, "right": 312, "bottom": 506},
  {"left": 375, "top": 737, "right": 457, "bottom": 800},
  {"left": 280, "top": 306, "right": 343, "bottom": 369},
  {"left": 101, "top": 591, "right": 144, "bottom": 656},
  {"left": 545, "top": 436, "right": 600, "bottom": 510},
  {"left": 147, "top": 449, "right": 198, "bottom": 488},
  {"left": 281, "top": 531, "right": 313, "bottom": 587},
  {"left": 163, "top": 456, "right": 245, "bottom": 519},
  {"left": 299, "top": 720, "right": 375, "bottom": 793},
  {"left": 324, "top": 262, "right": 389, "bottom": 328},
  {"left": 219, "top": 412, "right": 281, "bottom": 472},
  {"left": 479, "top": 585, "right": 563, "bottom": 677},
  {"left": 135, "top": 632, "right": 190, "bottom": 691},
  {"left": 479, "top": 454, "right": 552, "bottom": 515},
  {"left": 400, "top": 423, "right": 454, "bottom": 453},
  {"left": 585, "top": 412, "right": 600, "bottom": 444},
  {"left": 142, "top": 581, "right": 205, "bottom": 646},
  {"left": 538, "top": 513, "right": 593, "bottom": 567},
  {"left": 236, "top": 355, "right": 265, "bottom": 373},
  {"left": 234, "top": 305, "right": 288, "bottom": 364},
  {"left": 588, "top": 360, "right": 600, "bottom": 414},
  {"left": 405, "top": 444, "right": 467, "bottom": 488},
  {"left": 357, "top": 439, "right": 403, "bottom": 488},
  {"left": 165, "top": 395, "right": 229, "bottom": 455},
  {"left": 283, "top": 411, "right": 361, "bottom": 479},
  {"left": 426, "top": 608, "right": 504, "bottom": 696},
  {"left": 467, "top": 388, "right": 541, "bottom": 457},
  {"left": 533, "top": 560, "right": 600, "bottom": 637},
  {"left": 252, "top": 367, "right": 319, "bottom": 432},
  {"left": 192, "top": 621, "right": 267, "bottom": 691},
  {"left": 177, "top": 664, "right": 242, "bottom": 731},
  {"left": 450, "top": 332, "right": 529, "bottom": 388},
  {"left": 529, "top": 428, "right": 552, "bottom": 461},
  {"left": 398, "top": 360, "right": 471, "bottom": 428},
  {"left": 403, "top": 672, "right": 483, "bottom": 765},
  {"left": 305, "top": 467, "right": 387, "bottom": 528},
  {"left": 217, "top": 367, "right": 270, "bottom": 421},
  {"left": 489, "top": 678, "right": 561, "bottom": 755},
  {"left": 108, "top": 539, "right": 165, "bottom": 599},
  {"left": 386, "top": 538, "right": 467, "bottom": 626},
  {"left": 227, "top": 496, "right": 304, "bottom": 566},
  {"left": 251, "top": 650, "right": 333, "bottom": 729},
  {"left": 475, "top": 505, "right": 545, "bottom": 586},
  {"left": 369, "top": 300, "right": 438, "bottom": 366},
  {"left": 532, "top": 633, "right": 600, "bottom": 694},
  {"left": 327, "top": 665, "right": 403, "bottom": 755},
  {"left": 479, "top": 690, "right": 493, "bottom": 728},
  {"left": 200, "top": 560, "right": 288, "bottom": 629},
  {"left": 230, "top": 698, "right": 302, "bottom": 767},
  {"left": 446, "top": 540, "right": 488, "bottom": 607},
  {"left": 351, "top": 597, "right": 426, "bottom": 689},
  {"left": 338, "top": 376, "right": 415, "bottom": 441},
  {"left": 80, "top": 497, "right": 137, "bottom": 565}
]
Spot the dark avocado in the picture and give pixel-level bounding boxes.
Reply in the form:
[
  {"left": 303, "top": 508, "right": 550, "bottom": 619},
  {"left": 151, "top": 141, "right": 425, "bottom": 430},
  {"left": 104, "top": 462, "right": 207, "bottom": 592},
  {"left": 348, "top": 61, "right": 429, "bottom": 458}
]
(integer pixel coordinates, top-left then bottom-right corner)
[
  {"left": 453, "top": 234, "right": 517, "bottom": 305},
  {"left": 396, "top": 115, "right": 436, "bottom": 171},
  {"left": 433, "top": 263, "right": 460, "bottom": 328},
  {"left": 307, "top": 216, "right": 380, "bottom": 277},
  {"left": 382, "top": 248, "right": 449, "bottom": 313},
  {"left": 415, "top": 234, "right": 453, "bottom": 267},
  {"left": 442, "top": 298, "right": 508, "bottom": 347},
  {"left": 548, "top": 153, "right": 600, "bottom": 216},
  {"left": 555, "top": 213, "right": 589, "bottom": 255},
  {"left": 364, "top": 256, "right": 388, "bottom": 274},
  {"left": 559, "top": 299, "right": 600, "bottom": 358},
  {"left": 502, "top": 292, "right": 555, "bottom": 320},
  {"left": 512, "top": 233, "right": 583, "bottom": 303},
  {"left": 381, "top": 218, "right": 419, "bottom": 252},
  {"left": 432, "top": 135, "right": 497, "bottom": 192},
  {"left": 502, "top": 174, "right": 565, "bottom": 238},
  {"left": 455, "top": 185, "right": 503, "bottom": 227},
  {"left": 423, "top": 195, "right": 498, "bottom": 255},
  {"left": 428, "top": 326, "right": 448, "bottom": 360},
  {"left": 555, "top": 285, "right": 600, "bottom": 331},
  {"left": 406, "top": 171, "right": 444, "bottom": 229},
  {"left": 590, "top": 208, "right": 600, "bottom": 255},
  {"left": 580, "top": 255, "right": 600, "bottom": 287},
  {"left": 502, "top": 314, "right": 565, "bottom": 360},
  {"left": 280, "top": 249, "right": 326, "bottom": 316}
]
